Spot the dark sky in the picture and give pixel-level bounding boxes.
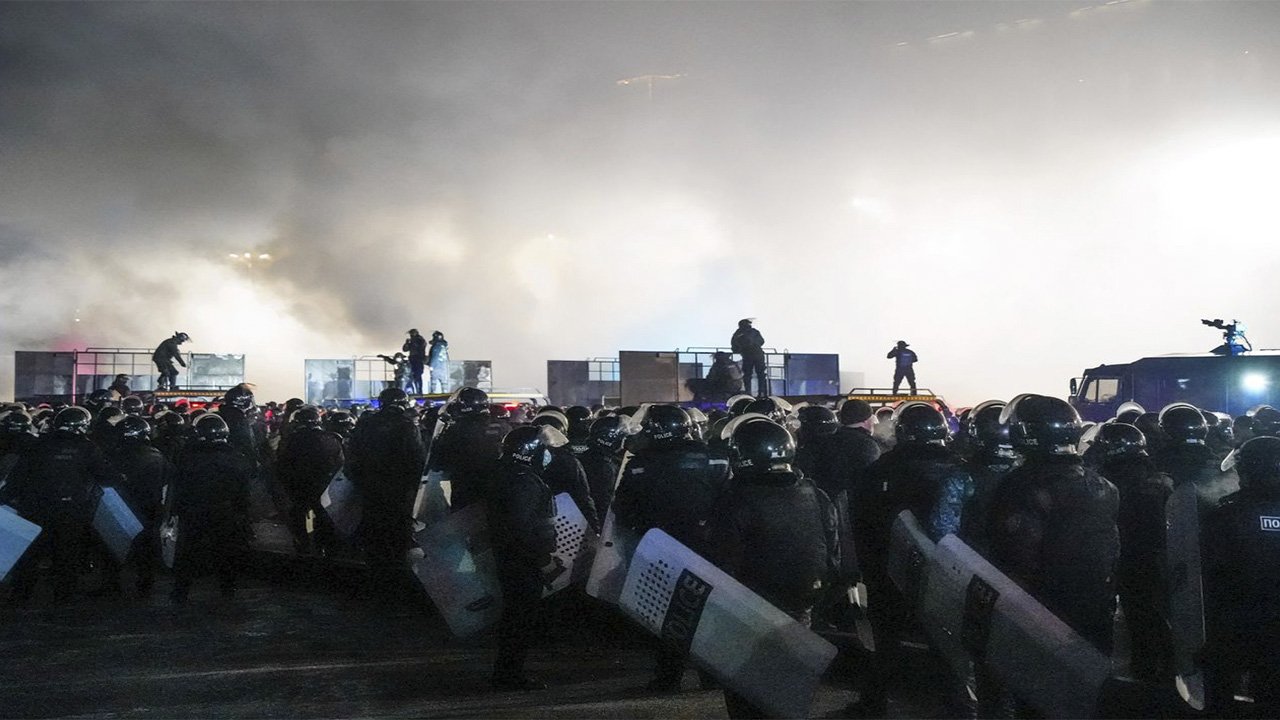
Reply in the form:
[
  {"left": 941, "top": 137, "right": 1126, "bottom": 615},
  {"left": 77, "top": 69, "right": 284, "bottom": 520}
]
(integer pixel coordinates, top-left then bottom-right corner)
[{"left": 3, "top": 1, "right": 1280, "bottom": 402}]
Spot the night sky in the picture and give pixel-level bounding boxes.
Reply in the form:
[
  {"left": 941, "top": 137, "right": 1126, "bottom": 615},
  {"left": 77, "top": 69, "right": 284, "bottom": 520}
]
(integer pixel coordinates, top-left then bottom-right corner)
[{"left": 3, "top": 1, "right": 1279, "bottom": 403}]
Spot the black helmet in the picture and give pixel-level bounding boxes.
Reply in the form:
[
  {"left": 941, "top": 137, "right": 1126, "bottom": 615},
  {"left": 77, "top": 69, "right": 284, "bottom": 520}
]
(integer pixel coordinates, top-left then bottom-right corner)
[
  {"left": 639, "top": 404, "right": 693, "bottom": 443},
  {"left": 121, "top": 396, "right": 145, "bottom": 416},
  {"left": 837, "top": 398, "right": 875, "bottom": 425},
  {"left": 531, "top": 408, "right": 569, "bottom": 433},
  {"left": 174, "top": 331, "right": 191, "bottom": 342},
  {"left": 796, "top": 405, "right": 839, "bottom": 436},
  {"left": 324, "top": 409, "right": 355, "bottom": 435},
  {"left": 378, "top": 387, "right": 412, "bottom": 410},
  {"left": 1092, "top": 422, "right": 1147, "bottom": 459},
  {"left": 193, "top": 413, "right": 230, "bottom": 444},
  {"left": 727, "top": 418, "right": 796, "bottom": 475},
  {"left": 744, "top": 397, "right": 792, "bottom": 424},
  {"left": 1223, "top": 436, "right": 1280, "bottom": 490},
  {"left": 0, "top": 410, "right": 34, "bottom": 435},
  {"left": 589, "top": 415, "right": 634, "bottom": 454},
  {"left": 728, "top": 396, "right": 755, "bottom": 416},
  {"left": 290, "top": 406, "right": 323, "bottom": 427},
  {"left": 967, "top": 400, "right": 1010, "bottom": 451},
  {"left": 1158, "top": 403, "right": 1208, "bottom": 444},
  {"left": 501, "top": 425, "right": 568, "bottom": 472},
  {"left": 893, "top": 402, "right": 949, "bottom": 446},
  {"left": 224, "top": 384, "right": 255, "bottom": 411},
  {"left": 1251, "top": 407, "right": 1280, "bottom": 438},
  {"left": 116, "top": 415, "right": 153, "bottom": 442},
  {"left": 1133, "top": 412, "right": 1166, "bottom": 448},
  {"left": 566, "top": 404, "right": 592, "bottom": 425},
  {"left": 450, "top": 387, "right": 491, "bottom": 417},
  {"left": 54, "top": 406, "right": 93, "bottom": 435},
  {"left": 1002, "top": 395, "right": 1082, "bottom": 455}
]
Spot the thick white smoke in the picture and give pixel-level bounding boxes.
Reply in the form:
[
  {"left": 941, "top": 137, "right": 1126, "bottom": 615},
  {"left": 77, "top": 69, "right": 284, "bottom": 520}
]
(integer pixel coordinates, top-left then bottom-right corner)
[{"left": 3, "top": 1, "right": 1279, "bottom": 405}]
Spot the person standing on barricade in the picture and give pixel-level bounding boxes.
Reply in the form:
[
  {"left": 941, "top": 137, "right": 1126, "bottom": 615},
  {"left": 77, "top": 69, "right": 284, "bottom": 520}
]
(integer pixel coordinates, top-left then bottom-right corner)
[
  {"left": 403, "top": 329, "right": 427, "bottom": 395},
  {"left": 152, "top": 332, "right": 190, "bottom": 391},
  {"left": 427, "top": 331, "right": 450, "bottom": 394}
]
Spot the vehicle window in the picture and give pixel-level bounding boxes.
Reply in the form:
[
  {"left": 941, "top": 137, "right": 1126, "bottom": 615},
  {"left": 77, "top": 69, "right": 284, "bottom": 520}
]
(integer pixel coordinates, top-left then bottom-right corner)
[{"left": 1090, "top": 377, "right": 1119, "bottom": 403}]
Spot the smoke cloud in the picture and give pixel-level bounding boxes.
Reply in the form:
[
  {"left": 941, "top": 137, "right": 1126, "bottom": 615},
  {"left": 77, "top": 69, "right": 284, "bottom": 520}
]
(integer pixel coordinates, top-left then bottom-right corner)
[{"left": 3, "top": 1, "right": 1280, "bottom": 405}]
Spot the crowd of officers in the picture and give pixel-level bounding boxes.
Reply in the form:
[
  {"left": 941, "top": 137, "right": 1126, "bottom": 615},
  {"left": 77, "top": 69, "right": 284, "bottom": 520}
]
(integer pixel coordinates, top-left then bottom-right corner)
[{"left": 1, "top": 384, "right": 1278, "bottom": 719}]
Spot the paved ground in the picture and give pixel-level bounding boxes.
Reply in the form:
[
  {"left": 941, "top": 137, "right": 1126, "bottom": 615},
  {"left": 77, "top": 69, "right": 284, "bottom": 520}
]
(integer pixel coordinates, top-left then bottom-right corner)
[{"left": 0, "top": 546, "right": 953, "bottom": 719}]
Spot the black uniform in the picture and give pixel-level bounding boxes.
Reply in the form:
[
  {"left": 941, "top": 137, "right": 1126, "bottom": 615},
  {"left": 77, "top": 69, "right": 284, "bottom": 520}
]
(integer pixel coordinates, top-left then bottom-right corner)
[
  {"left": 170, "top": 441, "right": 253, "bottom": 600},
  {"left": 152, "top": 338, "right": 186, "bottom": 390},
  {"left": 488, "top": 463, "right": 558, "bottom": 685},
  {"left": 731, "top": 324, "right": 767, "bottom": 397},
  {"left": 810, "top": 425, "right": 881, "bottom": 507},
  {"left": 886, "top": 345, "right": 919, "bottom": 394},
  {"left": 957, "top": 449, "right": 1019, "bottom": 554},
  {"left": 403, "top": 334, "right": 428, "bottom": 395},
  {"left": 1202, "top": 483, "right": 1280, "bottom": 715},
  {"left": 986, "top": 456, "right": 1120, "bottom": 652},
  {"left": 855, "top": 443, "right": 973, "bottom": 714},
  {"left": 3, "top": 432, "right": 116, "bottom": 603},
  {"left": 1099, "top": 453, "right": 1174, "bottom": 683},
  {"left": 574, "top": 445, "right": 621, "bottom": 518},
  {"left": 107, "top": 440, "right": 175, "bottom": 593},
  {"left": 543, "top": 446, "right": 599, "bottom": 532},
  {"left": 430, "top": 415, "right": 507, "bottom": 512},
  {"left": 347, "top": 406, "right": 426, "bottom": 598},
  {"left": 276, "top": 426, "right": 345, "bottom": 555},
  {"left": 613, "top": 438, "right": 730, "bottom": 689},
  {"left": 710, "top": 470, "right": 840, "bottom": 718}
]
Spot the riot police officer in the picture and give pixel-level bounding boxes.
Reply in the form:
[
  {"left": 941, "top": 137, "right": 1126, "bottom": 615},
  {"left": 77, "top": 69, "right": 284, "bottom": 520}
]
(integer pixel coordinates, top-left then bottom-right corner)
[
  {"left": 104, "top": 415, "right": 174, "bottom": 596},
  {"left": 488, "top": 425, "right": 563, "bottom": 691},
  {"left": 429, "top": 387, "right": 506, "bottom": 512},
  {"left": 613, "top": 404, "right": 730, "bottom": 692},
  {"left": 710, "top": 417, "right": 840, "bottom": 718},
  {"left": 1203, "top": 437, "right": 1280, "bottom": 716},
  {"left": 811, "top": 399, "right": 882, "bottom": 508},
  {"left": 576, "top": 415, "right": 631, "bottom": 518},
  {"left": 987, "top": 395, "right": 1119, "bottom": 653},
  {"left": 3, "top": 407, "right": 116, "bottom": 604},
  {"left": 1093, "top": 422, "right": 1174, "bottom": 684},
  {"left": 169, "top": 414, "right": 254, "bottom": 603},
  {"left": 957, "top": 400, "right": 1019, "bottom": 554},
  {"left": 276, "top": 406, "right": 345, "bottom": 556},
  {"left": 347, "top": 387, "right": 426, "bottom": 601},
  {"left": 794, "top": 405, "right": 839, "bottom": 481},
  {"left": 731, "top": 319, "right": 768, "bottom": 397},
  {"left": 854, "top": 401, "right": 972, "bottom": 717},
  {"left": 530, "top": 411, "right": 598, "bottom": 531},
  {"left": 152, "top": 332, "right": 189, "bottom": 391}
]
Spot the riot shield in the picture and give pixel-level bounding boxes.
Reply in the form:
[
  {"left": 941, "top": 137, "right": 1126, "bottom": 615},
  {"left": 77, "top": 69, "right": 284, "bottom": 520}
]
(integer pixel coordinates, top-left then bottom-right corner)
[
  {"left": 886, "top": 509, "right": 935, "bottom": 610},
  {"left": 619, "top": 528, "right": 838, "bottom": 719},
  {"left": 0, "top": 505, "right": 41, "bottom": 582},
  {"left": 409, "top": 502, "right": 504, "bottom": 638},
  {"left": 1165, "top": 482, "right": 1205, "bottom": 710},
  {"left": 159, "top": 514, "right": 179, "bottom": 569},
  {"left": 321, "top": 469, "right": 363, "bottom": 538},
  {"left": 584, "top": 507, "right": 641, "bottom": 606},
  {"left": 545, "top": 493, "right": 595, "bottom": 594},
  {"left": 918, "top": 535, "right": 1111, "bottom": 719},
  {"left": 93, "top": 487, "right": 143, "bottom": 563}
]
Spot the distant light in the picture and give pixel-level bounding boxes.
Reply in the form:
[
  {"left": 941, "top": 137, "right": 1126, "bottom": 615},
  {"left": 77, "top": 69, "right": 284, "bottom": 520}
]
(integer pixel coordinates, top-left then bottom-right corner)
[
  {"left": 1242, "top": 373, "right": 1269, "bottom": 393},
  {"left": 258, "top": 253, "right": 271, "bottom": 260},
  {"left": 228, "top": 253, "right": 239, "bottom": 259}
]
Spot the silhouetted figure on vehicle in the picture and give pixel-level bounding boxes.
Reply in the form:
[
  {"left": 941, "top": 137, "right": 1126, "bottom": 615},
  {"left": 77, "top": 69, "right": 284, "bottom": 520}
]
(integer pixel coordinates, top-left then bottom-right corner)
[
  {"left": 886, "top": 340, "right": 918, "bottom": 394},
  {"left": 731, "top": 319, "right": 767, "bottom": 397}
]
